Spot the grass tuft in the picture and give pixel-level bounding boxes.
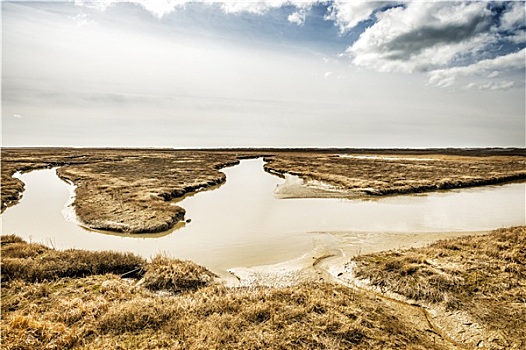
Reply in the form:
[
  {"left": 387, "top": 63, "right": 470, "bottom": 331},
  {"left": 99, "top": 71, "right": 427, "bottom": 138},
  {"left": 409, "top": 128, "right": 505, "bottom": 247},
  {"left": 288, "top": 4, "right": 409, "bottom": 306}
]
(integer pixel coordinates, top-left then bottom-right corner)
[
  {"left": 141, "top": 255, "right": 217, "bottom": 292},
  {"left": 2, "top": 229, "right": 525, "bottom": 349}
]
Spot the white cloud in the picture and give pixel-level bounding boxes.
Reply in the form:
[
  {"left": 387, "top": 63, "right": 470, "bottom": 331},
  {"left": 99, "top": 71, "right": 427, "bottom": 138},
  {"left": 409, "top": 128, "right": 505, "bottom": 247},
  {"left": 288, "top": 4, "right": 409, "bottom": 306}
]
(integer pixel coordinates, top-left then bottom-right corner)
[
  {"left": 347, "top": 2, "right": 496, "bottom": 73},
  {"left": 74, "top": 0, "right": 114, "bottom": 12},
  {"left": 340, "top": 1, "right": 526, "bottom": 89},
  {"left": 500, "top": 1, "right": 525, "bottom": 31},
  {"left": 481, "top": 81, "right": 515, "bottom": 91},
  {"left": 467, "top": 80, "right": 515, "bottom": 91},
  {"left": 216, "top": 0, "right": 318, "bottom": 25},
  {"left": 326, "top": 0, "right": 397, "bottom": 31},
  {"left": 218, "top": 1, "right": 286, "bottom": 15},
  {"left": 13, "top": 114, "right": 22, "bottom": 118},
  {"left": 487, "top": 71, "right": 500, "bottom": 78},
  {"left": 38, "top": 0, "right": 526, "bottom": 91},
  {"left": 428, "top": 49, "right": 526, "bottom": 89},
  {"left": 288, "top": 10, "right": 307, "bottom": 25},
  {"left": 499, "top": 2, "right": 526, "bottom": 44},
  {"left": 75, "top": 0, "right": 194, "bottom": 18},
  {"left": 70, "top": 13, "right": 96, "bottom": 26},
  {"left": 506, "top": 29, "right": 526, "bottom": 44},
  {"left": 135, "top": 0, "right": 192, "bottom": 18},
  {"left": 75, "top": 0, "right": 320, "bottom": 19}
]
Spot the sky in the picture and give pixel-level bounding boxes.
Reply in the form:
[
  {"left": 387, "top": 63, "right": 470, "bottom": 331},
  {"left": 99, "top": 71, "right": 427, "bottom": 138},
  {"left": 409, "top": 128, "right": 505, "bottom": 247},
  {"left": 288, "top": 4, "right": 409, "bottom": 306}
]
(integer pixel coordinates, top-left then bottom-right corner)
[{"left": 2, "top": 0, "right": 525, "bottom": 148}]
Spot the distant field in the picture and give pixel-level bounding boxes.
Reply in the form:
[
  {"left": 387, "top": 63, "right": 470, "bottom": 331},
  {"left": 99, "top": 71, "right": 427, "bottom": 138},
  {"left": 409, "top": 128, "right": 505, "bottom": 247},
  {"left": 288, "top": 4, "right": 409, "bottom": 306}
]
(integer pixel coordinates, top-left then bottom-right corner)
[{"left": 1, "top": 148, "right": 525, "bottom": 233}]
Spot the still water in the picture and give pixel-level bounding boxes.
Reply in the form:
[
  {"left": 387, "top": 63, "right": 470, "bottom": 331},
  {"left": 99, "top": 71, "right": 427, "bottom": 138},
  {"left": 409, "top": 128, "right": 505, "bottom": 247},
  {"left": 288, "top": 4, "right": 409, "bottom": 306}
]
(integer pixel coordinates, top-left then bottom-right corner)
[{"left": 1, "top": 158, "right": 524, "bottom": 276}]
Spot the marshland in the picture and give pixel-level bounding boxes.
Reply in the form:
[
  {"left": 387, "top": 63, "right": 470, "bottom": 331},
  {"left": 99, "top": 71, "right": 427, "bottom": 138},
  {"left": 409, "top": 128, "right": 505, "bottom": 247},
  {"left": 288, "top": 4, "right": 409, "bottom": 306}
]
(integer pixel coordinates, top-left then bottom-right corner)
[
  {"left": 1, "top": 147, "right": 525, "bottom": 349},
  {"left": 4, "top": 1, "right": 526, "bottom": 349}
]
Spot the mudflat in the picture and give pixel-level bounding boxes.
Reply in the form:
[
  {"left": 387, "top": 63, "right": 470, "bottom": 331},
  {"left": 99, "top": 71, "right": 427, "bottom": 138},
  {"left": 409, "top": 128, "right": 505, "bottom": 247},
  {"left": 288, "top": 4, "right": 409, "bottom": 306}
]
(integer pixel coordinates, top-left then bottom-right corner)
[{"left": 1, "top": 148, "right": 525, "bottom": 233}]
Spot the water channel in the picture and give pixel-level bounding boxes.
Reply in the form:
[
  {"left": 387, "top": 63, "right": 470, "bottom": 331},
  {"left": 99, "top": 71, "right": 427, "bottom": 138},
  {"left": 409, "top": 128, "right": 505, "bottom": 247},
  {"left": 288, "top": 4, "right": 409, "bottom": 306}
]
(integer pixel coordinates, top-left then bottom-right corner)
[{"left": 1, "top": 158, "right": 525, "bottom": 278}]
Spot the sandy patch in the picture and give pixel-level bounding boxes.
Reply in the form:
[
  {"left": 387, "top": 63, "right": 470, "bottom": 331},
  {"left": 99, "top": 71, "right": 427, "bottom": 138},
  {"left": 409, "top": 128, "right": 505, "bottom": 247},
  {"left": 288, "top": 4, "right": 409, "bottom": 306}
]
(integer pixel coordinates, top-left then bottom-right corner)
[
  {"left": 227, "top": 230, "right": 488, "bottom": 288},
  {"left": 273, "top": 173, "right": 358, "bottom": 199}
]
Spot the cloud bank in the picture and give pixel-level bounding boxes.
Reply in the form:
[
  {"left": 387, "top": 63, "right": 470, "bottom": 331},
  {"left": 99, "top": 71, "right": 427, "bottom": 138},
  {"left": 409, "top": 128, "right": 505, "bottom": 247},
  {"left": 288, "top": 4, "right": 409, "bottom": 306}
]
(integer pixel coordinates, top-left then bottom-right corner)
[
  {"left": 72, "top": 0, "right": 525, "bottom": 90},
  {"left": 338, "top": 1, "right": 525, "bottom": 89}
]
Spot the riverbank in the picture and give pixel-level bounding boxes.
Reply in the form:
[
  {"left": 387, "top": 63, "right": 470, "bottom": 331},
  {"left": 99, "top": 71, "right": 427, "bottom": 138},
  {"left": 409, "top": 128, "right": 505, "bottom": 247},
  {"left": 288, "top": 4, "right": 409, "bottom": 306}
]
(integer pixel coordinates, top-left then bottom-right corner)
[
  {"left": 2, "top": 226, "right": 524, "bottom": 349},
  {"left": 264, "top": 151, "right": 526, "bottom": 198},
  {"left": 2, "top": 148, "right": 524, "bottom": 233}
]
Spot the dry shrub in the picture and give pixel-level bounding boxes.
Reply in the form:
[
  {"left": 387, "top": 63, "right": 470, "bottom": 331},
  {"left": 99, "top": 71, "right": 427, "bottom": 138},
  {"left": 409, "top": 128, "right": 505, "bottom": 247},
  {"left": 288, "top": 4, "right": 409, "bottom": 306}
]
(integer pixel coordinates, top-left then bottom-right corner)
[
  {"left": 1, "top": 241, "right": 49, "bottom": 259},
  {"left": 141, "top": 255, "right": 217, "bottom": 292},
  {"left": 1, "top": 234, "right": 26, "bottom": 244}
]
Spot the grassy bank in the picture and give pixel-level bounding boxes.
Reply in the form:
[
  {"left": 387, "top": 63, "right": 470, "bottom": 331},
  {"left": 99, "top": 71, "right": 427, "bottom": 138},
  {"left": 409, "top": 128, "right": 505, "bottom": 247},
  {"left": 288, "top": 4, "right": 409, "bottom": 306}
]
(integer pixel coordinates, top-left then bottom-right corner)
[
  {"left": 263, "top": 151, "right": 526, "bottom": 197},
  {"left": 2, "top": 227, "right": 525, "bottom": 349},
  {"left": 350, "top": 226, "right": 526, "bottom": 349}
]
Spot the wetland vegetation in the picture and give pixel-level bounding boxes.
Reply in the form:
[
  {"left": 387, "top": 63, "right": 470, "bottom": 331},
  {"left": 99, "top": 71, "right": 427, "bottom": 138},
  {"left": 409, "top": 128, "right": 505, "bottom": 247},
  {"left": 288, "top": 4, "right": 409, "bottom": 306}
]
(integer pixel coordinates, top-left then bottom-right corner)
[
  {"left": 2, "top": 148, "right": 524, "bottom": 233},
  {"left": 1, "top": 147, "right": 525, "bottom": 349},
  {"left": 1, "top": 227, "right": 525, "bottom": 349}
]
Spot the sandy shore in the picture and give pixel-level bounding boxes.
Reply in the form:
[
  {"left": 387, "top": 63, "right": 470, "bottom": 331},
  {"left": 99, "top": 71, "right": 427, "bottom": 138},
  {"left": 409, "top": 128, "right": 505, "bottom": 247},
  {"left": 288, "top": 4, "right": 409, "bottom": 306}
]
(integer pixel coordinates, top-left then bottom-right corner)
[{"left": 227, "top": 229, "right": 488, "bottom": 287}]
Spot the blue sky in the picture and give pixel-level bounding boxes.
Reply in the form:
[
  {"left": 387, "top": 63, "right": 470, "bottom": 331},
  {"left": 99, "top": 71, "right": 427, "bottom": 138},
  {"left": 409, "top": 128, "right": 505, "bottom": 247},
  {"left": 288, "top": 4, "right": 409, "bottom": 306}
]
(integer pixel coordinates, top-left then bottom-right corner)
[{"left": 2, "top": 1, "right": 525, "bottom": 147}]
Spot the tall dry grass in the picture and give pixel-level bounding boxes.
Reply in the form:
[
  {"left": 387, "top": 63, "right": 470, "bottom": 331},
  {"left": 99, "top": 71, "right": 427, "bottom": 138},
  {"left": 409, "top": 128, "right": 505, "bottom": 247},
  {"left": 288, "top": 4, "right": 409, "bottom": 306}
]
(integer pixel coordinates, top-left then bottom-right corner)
[
  {"left": 141, "top": 255, "right": 218, "bottom": 292},
  {"left": 1, "top": 235, "right": 453, "bottom": 350},
  {"left": 1, "top": 235, "right": 146, "bottom": 282}
]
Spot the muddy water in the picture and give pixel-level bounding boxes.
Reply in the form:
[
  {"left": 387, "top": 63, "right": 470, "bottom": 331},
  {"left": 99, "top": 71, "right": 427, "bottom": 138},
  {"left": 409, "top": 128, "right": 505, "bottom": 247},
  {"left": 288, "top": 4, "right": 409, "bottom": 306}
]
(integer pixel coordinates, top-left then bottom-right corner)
[{"left": 1, "top": 159, "right": 524, "bottom": 278}]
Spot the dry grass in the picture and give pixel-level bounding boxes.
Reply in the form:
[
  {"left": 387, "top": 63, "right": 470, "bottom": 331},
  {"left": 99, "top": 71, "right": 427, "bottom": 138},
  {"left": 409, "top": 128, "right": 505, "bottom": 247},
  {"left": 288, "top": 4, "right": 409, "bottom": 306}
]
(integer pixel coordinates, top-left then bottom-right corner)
[
  {"left": 352, "top": 226, "right": 526, "bottom": 349},
  {"left": 1, "top": 235, "right": 146, "bottom": 282},
  {"left": 1, "top": 235, "right": 457, "bottom": 350},
  {"left": 1, "top": 280, "right": 452, "bottom": 350},
  {"left": 264, "top": 151, "right": 526, "bottom": 196},
  {"left": 1, "top": 148, "right": 262, "bottom": 232},
  {"left": 141, "top": 255, "right": 218, "bottom": 292},
  {"left": 1, "top": 148, "right": 128, "bottom": 212},
  {"left": 55, "top": 152, "right": 247, "bottom": 232}
]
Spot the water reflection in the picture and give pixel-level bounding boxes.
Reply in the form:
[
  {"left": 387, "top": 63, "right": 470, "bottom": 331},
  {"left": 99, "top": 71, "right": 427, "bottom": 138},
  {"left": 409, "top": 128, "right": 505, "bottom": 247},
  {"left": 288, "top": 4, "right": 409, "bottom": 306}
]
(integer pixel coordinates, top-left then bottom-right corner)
[{"left": 1, "top": 158, "right": 524, "bottom": 276}]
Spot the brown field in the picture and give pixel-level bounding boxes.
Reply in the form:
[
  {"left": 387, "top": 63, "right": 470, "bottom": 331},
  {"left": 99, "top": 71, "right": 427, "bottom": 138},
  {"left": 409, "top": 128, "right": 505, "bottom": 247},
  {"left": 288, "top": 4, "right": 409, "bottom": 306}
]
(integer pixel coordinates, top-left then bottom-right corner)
[
  {"left": 1, "top": 148, "right": 525, "bottom": 233},
  {"left": 2, "top": 227, "right": 525, "bottom": 349}
]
